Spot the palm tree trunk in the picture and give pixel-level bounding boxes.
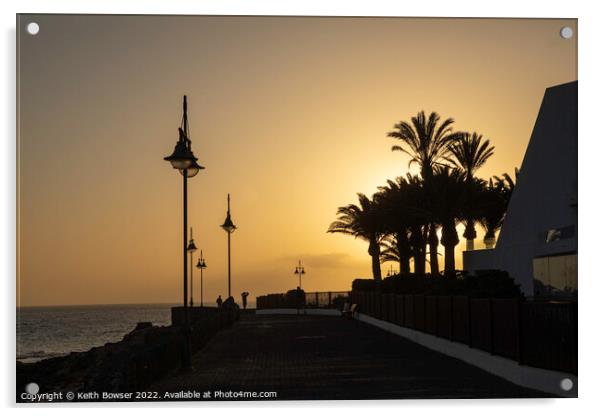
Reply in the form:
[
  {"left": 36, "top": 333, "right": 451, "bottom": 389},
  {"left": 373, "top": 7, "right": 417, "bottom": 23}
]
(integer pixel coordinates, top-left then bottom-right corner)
[
  {"left": 409, "top": 226, "right": 424, "bottom": 275},
  {"left": 399, "top": 256, "right": 410, "bottom": 274},
  {"left": 416, "top": 251, "right": 425, "bottom": 275},
  {"left": 441, "top": 222, "right": 459, "bottom": 276},
  {"left": 428, "top": 223, "right": 439, "bottom": 275},
  {"left": 368, "top": 237, "right": 382, "bottom": 280},
  {"left": 444, "top": 243, "right": 456, "bottom": 275},
  {"left": 484, "top": 229, "right": 496, "bottom": 249},
  {"left": 463, "top": 176, "right": 478, "bottom": 251},
  {"left": 396, "top": 231, "right": 411, "bottom": 274},
  {"left": 371, "top": 254, "right": 382, "bottom": 280},
  {"left": 464, "top": 219, "right": 477, "bottom": 251}
]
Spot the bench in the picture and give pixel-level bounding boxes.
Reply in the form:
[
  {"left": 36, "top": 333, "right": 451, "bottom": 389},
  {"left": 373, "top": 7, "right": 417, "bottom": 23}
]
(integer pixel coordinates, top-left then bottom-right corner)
[{"left": 342, "top": 303, "right": 357, "bottom": 319}]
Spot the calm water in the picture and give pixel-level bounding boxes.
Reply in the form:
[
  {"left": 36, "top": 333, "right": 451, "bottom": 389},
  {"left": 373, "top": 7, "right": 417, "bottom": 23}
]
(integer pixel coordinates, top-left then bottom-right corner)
[{"left": 16, "top": 304, "right": 173, "bottom": 363}]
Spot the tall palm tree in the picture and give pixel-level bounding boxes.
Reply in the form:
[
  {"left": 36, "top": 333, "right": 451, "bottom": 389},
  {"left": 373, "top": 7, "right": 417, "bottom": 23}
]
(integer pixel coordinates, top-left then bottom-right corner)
[
  {"left": 387, "top": 111, "right": 463, "bottom": 274},
  {"left": 328, "top": 193, "right": 385, "bottom": 280},
  {"left": 429, "top": 166, "right": 466, "bottom": 275},
  {"left": 446, "top": 132, "right": 495, "bottom": 251}
]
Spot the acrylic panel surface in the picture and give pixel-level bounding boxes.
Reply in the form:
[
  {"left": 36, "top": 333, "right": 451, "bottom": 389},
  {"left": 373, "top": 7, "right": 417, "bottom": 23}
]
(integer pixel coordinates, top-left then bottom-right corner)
[{"left": 17, "top": 15, "right": 577, "bottom": 402}]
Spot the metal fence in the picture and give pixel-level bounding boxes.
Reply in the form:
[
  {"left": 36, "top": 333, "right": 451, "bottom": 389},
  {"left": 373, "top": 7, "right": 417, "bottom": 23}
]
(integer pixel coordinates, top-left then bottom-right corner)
[
  {"left": 256, "top": 291, "right": 351, "bottom": 310},
  {"left": 351, "top": 290, "right": 577, "bottom": 375},
  {"left": 305, "top": 291, "right": 350, "bottom": 308}
]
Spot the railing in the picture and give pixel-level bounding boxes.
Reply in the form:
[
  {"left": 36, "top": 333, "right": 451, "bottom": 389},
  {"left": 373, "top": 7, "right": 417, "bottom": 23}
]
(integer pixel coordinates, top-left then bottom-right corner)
[
  {"left": 256, "top": 291, "right": 351, "bottom": 310},
  {"left": 351, "top": 290, "right": 577, "bottom": 375}
]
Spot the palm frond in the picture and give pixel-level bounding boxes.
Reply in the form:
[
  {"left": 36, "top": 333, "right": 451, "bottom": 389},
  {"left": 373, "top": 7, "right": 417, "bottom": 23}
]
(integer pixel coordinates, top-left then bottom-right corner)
[{"left": 388, "top": 111, "right": 461, "bottom": 179}]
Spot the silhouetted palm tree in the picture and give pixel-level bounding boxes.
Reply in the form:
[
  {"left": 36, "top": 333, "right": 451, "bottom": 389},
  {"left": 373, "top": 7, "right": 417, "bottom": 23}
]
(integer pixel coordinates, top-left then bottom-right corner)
[
  {"left": 328, "top": 112, "right": 513, "bottom": 279},
  {"left": 446, "top": 132, "right": 495, "bottom": 250},
  {"left": 376, "top": 175, "right": 427, "bottom": 274},
  {"left": 328, "top": 193, "right": 385, "bottom": 280},
  {"left": 478, "top": 179, "right": 509, "bottom": 249},
  {"left": 478, "top": 170, "right": 517, "bottom": 248},
  {"left": 387, "top": 111, "right": 464, "bottom": 274}
]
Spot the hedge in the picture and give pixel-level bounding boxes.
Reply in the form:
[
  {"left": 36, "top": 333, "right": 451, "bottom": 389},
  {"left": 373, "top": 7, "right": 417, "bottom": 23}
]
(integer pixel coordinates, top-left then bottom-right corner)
[{"left": 352, "top": 270, "right": 522, "bottom": 298}]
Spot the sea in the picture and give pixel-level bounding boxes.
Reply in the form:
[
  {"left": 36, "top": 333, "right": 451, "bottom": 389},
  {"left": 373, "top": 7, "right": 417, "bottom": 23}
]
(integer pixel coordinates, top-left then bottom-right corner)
[{"left": 16, "top": 304, "right": 174, "bottom": 363}]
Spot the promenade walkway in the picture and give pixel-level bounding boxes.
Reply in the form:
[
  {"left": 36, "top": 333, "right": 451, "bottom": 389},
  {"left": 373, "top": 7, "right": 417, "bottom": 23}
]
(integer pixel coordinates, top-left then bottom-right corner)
[{"left": 153, "top": 313, "right": 550, "bottom": 400}]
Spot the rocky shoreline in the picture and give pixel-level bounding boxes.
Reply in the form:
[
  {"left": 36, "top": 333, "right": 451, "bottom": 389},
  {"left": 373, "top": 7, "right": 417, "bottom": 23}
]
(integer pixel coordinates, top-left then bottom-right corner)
[{"left": 17, "top": 307, "right": 240, "bottom": 402}]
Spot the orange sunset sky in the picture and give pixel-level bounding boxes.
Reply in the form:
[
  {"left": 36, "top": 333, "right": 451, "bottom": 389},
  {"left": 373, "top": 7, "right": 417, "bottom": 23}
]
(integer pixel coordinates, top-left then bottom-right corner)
[{"left": 17, "top": 15, "right": 576, "bottom": 307}]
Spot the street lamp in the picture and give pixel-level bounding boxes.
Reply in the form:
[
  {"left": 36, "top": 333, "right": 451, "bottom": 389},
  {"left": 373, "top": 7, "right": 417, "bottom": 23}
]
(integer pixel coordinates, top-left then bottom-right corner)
[
  {"left": 187, "top": 227, "right": 198, "bottom": 307},
  {"left": 164, "top": 128, "right": 195, "bottom": 170},
  {"left": 294, "top": 260, "right": 306, "bottom": 288},
  {"left": 221, "top": 194, "right": 236, "bottom": 298},
  {"left": 386, "top": 264, "right": 397, "bottom": 277},
  {"left": 195, "top": 251, "right": 207, "bottom": 307},
  {"left": 163, "top": 95, "right": 204, "bottom": 370}
]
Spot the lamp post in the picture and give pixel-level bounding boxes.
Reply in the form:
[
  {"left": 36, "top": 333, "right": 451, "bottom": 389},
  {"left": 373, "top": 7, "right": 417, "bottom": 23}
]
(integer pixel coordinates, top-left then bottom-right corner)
[
  {"left": 386, "top": 264, "right": 396, "bottom": 277},
  {"left": 294, "top": 260, "right": 306, "bottom": 288},
  {"left": 195, "top": 251, "right": 207, "bottom": 307},
  {"left": 221, "top": 194, "right": 236, "bottom": 298},
  {"left": 163, "top": 95, "right": 204, "bottom": 370},
  {"left": 187, "top": 228, "right": 198, "bottom": 307}
]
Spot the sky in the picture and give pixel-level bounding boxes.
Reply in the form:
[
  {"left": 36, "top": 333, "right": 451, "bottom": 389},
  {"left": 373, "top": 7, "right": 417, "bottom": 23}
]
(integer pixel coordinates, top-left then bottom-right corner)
[{"left": 17, "top": 15, "right": 576, "bottom": 307}]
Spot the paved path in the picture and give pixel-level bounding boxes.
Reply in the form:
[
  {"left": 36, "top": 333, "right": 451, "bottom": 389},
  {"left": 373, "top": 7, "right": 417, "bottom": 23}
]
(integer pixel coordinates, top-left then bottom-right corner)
[{"left": 153, "top": 313, "right": 550, "bottom": 400}]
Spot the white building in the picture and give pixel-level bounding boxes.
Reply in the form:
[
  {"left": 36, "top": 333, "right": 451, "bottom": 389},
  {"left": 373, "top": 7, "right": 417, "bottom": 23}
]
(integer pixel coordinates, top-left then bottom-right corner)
[{"left": 463, "top": 81, "right": 577, "bottom": 298}]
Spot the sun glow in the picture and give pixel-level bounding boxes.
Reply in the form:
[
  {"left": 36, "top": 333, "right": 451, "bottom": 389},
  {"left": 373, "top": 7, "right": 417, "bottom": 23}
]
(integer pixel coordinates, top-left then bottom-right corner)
[{"left": 18, "top": 16, "right": 576, "bottom": 306}]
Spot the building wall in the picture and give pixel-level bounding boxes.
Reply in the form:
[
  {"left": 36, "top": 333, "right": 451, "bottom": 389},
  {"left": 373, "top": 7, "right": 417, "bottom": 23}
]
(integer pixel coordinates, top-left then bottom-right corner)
[{"left": 464, "top": 81, "right": 577, "bottom": 296}]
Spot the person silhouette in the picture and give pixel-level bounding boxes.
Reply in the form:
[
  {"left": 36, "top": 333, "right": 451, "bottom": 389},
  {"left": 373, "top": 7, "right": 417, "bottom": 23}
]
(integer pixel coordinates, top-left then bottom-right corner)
[
  {"left": 241, "top": 292, "right": 249, "bottom": 310},
  {"left": 216, "top": 295, "right": 223, "bottom": 308}
]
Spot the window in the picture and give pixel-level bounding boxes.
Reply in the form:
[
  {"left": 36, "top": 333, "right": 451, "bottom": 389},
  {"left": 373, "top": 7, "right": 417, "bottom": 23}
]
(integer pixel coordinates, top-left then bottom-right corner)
[
  {"left": 533, "top": 253, "right": 577, "bottom": 299},
  {"left": 542, "top": 225, "right": 576, "bottom": 243}
]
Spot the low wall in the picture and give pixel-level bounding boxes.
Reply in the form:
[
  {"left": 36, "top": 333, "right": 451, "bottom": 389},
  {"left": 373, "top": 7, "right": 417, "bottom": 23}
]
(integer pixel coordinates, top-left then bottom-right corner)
[
  {"left": 463, "top": 248, "right": 499, "bottom": 273},
  {"left": 171, "top": 305, "right": 238, "bottom": 327},
  {"left": 355, "top": 312, "right": 577, "bottom": 398},
  {"left": 255, "top": 308, "right": 342, "bottom": 317},
  {"left": 257, "top": 291, "right": 351, "bottom": 310}
]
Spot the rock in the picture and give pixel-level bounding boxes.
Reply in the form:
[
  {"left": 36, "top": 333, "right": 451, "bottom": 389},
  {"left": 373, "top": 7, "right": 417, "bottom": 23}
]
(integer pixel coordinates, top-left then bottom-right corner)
[{"left": 134, "top": 322, "right": 153, "bottom": 331}]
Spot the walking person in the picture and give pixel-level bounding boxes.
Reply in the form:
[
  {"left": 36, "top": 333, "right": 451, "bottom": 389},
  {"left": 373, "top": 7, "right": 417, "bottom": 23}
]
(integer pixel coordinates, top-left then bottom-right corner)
[
  {"left": 241, "top": 292, "right": 249, "bottom": 310},
  {"left": 216, "top": 295, "right": 223, "bottom": 308}
]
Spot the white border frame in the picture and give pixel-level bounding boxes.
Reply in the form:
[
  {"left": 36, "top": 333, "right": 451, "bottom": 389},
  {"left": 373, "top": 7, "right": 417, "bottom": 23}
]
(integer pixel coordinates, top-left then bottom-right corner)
[{"left": 3, "top": 1, "right": 600, "bottom": 415}]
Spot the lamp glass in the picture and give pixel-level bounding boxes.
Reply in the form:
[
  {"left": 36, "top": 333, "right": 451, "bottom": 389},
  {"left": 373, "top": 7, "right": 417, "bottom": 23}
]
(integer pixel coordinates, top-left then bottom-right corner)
[
  {"left": 164, "top": 138, "right": 195, "bottom": 169},
  {"left": 221, "top": 217, "right": 236, "bottom": 233},
  {"left": 170, "top": 159, "right": 192, "bottom": 170},
  {"left": 179, "top": 158, "right": 204, "bottom": 178},
  {"left": 180, "top": 166, "right": 199, "bottom": 178}
]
